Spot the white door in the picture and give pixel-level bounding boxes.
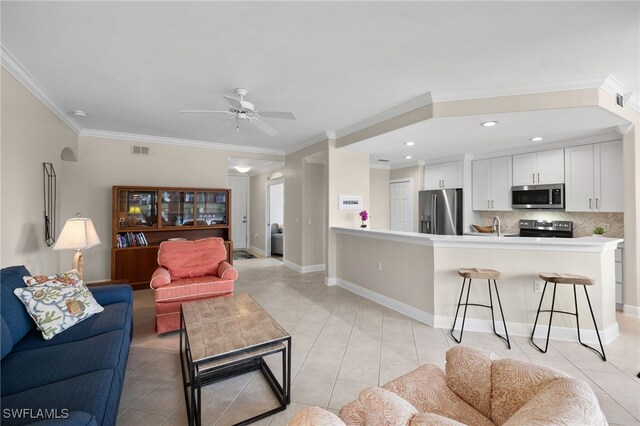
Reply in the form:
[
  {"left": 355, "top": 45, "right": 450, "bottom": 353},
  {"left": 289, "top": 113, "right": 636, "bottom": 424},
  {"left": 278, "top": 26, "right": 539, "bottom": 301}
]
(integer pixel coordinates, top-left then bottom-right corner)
[
  {"left": 472, "top": 159, "right": 491, "bottom": 211},
  {"left": 564, "top": 145, "right": 594, "bottom": 212},
  {"left": 228, "top": 175, "right": 248, "bottom": 249},
  {"left": 595, "top": 140, "right": 624, "bottom": 212},
  {"left": 512, "top": 153, "right": 537, "bottom": 186},
  {"left": 536, "top": 149, "right": 565, "bottom": 184},
  {"left": 490, "top": 156, "right": 513, "bottom": 211},
  {"left": 390, "top": 181, "right": 413, "bottom": 232}
]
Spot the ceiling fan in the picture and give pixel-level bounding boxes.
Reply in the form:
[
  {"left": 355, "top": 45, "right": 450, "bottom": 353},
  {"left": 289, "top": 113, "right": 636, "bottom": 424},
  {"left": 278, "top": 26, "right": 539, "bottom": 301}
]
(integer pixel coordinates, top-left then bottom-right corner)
[{"left": 180, "top": 88, "right": 296, "bottom": 136}]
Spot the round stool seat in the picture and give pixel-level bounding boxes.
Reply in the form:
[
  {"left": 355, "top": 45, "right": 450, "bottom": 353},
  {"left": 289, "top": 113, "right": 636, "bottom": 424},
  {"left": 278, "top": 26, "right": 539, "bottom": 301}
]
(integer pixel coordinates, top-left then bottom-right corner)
[
  {"left": 458, "top": 268, "right": 502, "bottom": 280},
  {"left": 539, "top": 273, "right": 594, "bottom": 286}
]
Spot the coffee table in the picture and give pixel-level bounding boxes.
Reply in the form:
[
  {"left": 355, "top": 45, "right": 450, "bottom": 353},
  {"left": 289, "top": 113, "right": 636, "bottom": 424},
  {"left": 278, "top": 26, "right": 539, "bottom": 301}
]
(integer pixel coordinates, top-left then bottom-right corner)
[{"left": 179, "top": 293, "right": 291, "bottom": 426}]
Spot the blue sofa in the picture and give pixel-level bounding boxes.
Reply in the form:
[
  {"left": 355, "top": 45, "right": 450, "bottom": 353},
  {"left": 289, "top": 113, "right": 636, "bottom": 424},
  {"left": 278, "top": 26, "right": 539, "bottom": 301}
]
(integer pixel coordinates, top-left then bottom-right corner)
[{"left": 1, "top": 265, "right": 133, "bottom": 426}]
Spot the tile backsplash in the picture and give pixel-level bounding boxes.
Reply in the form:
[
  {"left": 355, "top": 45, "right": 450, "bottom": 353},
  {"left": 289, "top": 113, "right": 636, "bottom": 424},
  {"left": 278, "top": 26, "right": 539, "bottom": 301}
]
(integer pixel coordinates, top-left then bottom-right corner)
[{"left": 478, "top": 211, "right": 624, "bottom": 238}]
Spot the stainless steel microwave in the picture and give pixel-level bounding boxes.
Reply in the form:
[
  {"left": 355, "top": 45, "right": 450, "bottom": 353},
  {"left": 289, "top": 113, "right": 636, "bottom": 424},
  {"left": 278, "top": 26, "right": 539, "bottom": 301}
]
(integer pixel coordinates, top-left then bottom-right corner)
[{"left": 511, "top": 184, "right": 564, "bottom": 209}]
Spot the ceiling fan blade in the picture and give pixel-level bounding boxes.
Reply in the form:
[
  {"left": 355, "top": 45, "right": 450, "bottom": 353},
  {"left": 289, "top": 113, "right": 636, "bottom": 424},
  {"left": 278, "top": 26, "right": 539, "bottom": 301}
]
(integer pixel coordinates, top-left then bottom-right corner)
[
  {"left": 257, "top": 111, "right": 297, "bottom": 120},
  {"left": 179, "top": 110, "right": 233, "bottom": 114},
  {"left": 250, "top": 118, "right": 279, "bottom": 136},
  {"left": 223, "top": 95, "right": 243, "bottom": 110}
]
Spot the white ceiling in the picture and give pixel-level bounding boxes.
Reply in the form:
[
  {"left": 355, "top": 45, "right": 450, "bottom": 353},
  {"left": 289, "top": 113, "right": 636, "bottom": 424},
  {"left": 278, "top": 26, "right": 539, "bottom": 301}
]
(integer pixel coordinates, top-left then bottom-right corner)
[
  {"left": 1, "top": 2, "right": 638, "bottom": 158},
  {"left": 227, "top": 157, "right": 284, "bottom": 176}
]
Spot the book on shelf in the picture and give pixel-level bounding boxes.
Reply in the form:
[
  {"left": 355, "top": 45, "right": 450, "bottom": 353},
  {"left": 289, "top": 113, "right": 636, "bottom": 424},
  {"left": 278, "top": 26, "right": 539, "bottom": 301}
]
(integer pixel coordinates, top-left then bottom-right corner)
[{"left": 116, "top": 232, "right": 148, "bottom": 248}]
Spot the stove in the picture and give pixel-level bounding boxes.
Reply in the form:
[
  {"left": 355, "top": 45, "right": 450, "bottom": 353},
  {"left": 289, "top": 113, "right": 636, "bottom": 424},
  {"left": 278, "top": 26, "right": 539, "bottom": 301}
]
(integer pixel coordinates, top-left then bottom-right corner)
[{"left": 518, "top": 220, "right": 573, "bottom": 238}]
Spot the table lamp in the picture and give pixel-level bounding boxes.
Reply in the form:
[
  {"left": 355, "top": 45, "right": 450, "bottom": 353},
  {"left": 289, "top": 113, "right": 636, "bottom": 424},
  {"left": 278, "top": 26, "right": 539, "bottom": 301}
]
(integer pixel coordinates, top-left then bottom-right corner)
[{"left": 53, "top": 213, "right": 101, "bottom": 279}]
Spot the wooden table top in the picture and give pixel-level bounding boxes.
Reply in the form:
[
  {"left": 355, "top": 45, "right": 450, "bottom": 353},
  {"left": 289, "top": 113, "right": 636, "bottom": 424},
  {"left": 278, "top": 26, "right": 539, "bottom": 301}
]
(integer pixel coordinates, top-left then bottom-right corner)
[{"left": 181, "top": 293, "right": 289, "bottom": 365}]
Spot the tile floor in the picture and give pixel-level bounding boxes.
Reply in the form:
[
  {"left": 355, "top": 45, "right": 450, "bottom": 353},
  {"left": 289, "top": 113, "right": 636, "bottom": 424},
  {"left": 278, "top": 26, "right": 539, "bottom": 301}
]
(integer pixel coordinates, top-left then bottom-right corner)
[{"left": 118, "top": 258, "right": 640, "bottom": 426}]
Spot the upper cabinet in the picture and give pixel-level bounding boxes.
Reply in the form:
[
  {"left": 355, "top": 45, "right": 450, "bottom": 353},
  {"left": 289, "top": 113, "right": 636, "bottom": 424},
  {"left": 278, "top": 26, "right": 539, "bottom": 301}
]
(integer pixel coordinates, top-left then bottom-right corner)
[
  {"left": 512, "top": 149, "right": 564, "bottom": 185},
  {"left": 565, "top": 141, "right": 623, "bottom": 212},
  {"left": 424, "top": 161, "right": 462, "bottom": 190},
  {"left": 472, "top": 156, "right": 512, "bottom": 211}
]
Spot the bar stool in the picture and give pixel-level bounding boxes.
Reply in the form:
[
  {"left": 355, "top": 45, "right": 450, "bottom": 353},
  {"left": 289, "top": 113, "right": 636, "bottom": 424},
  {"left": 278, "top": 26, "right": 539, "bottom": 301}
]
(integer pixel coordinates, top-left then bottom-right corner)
[
  {"left": 531, "top": 273, "right": 606, "bottom": 361},
  {"left": 451, "top": 268, "right": 510, "bottom": 349}
]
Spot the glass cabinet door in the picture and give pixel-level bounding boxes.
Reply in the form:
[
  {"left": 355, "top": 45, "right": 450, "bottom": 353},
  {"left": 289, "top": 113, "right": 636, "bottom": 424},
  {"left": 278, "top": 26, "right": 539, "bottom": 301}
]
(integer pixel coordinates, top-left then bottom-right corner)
[
  {"left": 117, "top": 190, "right": 158, "bottom": 229},
  {"left": 161, "top": 191, "right": 195, "bottom": 227},
  {"left": 196, "top": 191, "right": 227, "bottom": 226}
]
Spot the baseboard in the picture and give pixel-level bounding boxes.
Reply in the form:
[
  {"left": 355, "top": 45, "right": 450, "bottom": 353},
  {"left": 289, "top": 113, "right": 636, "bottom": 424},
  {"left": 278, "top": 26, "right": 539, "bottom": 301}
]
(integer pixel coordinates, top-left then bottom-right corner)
[
  {"left": 283, "top": 260, "right": 325, "bottom": 274},
  {"left": 336, "top": 277, "right": 619, "bottom": 344},
  {"left": 325, "top": 277, "right": 338, "bottom": 286},
  {"left": 623, "top": 304, "right": 640, "bottom": 318},
  {"left": 248, "top": 245, "right": 266, "bottom": 257},
  {"left": 335, "top": 278, "right": 435, "bottom": 326}
]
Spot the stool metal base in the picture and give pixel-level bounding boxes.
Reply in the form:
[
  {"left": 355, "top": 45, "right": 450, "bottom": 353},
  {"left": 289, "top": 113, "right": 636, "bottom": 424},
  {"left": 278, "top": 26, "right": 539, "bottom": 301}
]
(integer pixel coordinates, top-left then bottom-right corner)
[
  {"left": 450, "top": 278, "right": 511, "bottom": 349},
  {"left": 531, "top": 281, "right": 606, "bottom": 361}
]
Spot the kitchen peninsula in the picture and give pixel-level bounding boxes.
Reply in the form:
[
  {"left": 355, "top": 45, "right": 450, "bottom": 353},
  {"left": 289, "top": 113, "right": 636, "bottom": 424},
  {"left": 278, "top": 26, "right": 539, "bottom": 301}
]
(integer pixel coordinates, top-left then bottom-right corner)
[{"left": 332, "top": 227, "right": 622, "bottom": 344}]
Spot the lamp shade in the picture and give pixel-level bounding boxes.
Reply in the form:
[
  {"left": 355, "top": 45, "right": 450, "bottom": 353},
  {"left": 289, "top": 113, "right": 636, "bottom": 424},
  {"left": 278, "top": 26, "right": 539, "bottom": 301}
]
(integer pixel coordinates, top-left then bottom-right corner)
[{"left": 53, "top": 216, "right": 101, "bottom": 251}]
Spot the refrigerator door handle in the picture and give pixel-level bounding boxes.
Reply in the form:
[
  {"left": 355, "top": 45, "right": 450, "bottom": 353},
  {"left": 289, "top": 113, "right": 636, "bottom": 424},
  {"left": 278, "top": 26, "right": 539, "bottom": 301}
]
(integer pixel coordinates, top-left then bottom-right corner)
[{"left": 432, "top": 194, "right": 437, "bottom": 234}]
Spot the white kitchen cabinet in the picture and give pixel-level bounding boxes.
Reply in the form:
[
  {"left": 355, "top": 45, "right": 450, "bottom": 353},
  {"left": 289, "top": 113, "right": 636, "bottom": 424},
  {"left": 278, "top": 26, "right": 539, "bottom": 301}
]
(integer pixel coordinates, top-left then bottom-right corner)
[
  {"left": 565, "top": 141, "right": 623, "bottom": 212},
  {"left": 472, "top": 156, "right": 512, "bottom": 211},
  {"left": 424, "top": 161, "right": 462, "bottom": 190},
  {"left": 512, "top": 149, "right": 564, "bottom": 185}
]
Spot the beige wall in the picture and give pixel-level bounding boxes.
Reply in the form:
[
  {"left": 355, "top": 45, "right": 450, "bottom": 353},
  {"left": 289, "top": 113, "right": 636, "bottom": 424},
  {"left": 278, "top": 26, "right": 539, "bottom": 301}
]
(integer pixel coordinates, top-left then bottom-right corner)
[
  {"left": 326, "top": 139, "right": 370, "bottom": 277},
  {"left": 1, "top": 69, "right": 78, "bottom": 274},
  {"left": 302, "top": 161, "right": 327, "bottom": 266},
  {"left": 369, "top": 168, "right": 390, "bottom": 229},
  {"left": 249, "top": 170, "right": 270, "bottom": 253},
  {"left": 390, "top": 165, "right": 423, "bottom": 232},
  {"left": 61, "top": 135, "right": 280, "bottom": 280}
]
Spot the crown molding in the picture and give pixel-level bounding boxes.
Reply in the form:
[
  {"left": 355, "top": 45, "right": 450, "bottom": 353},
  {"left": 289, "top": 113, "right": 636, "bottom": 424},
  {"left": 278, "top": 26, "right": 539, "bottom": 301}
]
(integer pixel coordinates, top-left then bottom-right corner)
[
  {"left": 334, "top": 93, "right": 433, "bottom": 141},
  {"left": 285, "top": 132, "right": 330, "bottom": 155},
  {"left": 626, "top": 93, "right": 640, "bottom": 112},
  {"left": 369, "top": 163, "right": 391, "bottom": 170},
  {"left": 390, "top": 160, "right": 424, "bottom": 170},
  {"left": 79, "top": 129, "right": 286, "bottom": 155},
  {"left": 1, "top": 44, "right": 83, "bottom": 134}
]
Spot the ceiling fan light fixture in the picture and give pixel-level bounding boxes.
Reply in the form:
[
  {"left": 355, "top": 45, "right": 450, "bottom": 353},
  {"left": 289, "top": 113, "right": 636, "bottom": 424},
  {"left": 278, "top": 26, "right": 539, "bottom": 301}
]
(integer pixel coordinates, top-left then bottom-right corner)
[{"left": 234, "top": 166, "right": 252, "bottom": 173}]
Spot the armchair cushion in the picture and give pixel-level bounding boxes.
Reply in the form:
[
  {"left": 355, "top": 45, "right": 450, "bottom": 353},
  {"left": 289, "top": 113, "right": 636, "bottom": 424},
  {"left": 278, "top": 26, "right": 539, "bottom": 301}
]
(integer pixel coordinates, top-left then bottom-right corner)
[
  {"left": 360, "top": 387, "right": 418, "bottom": 426},
  {"left": 218, "top": 261, "right": 238, "bottom": 280},
  {"left": 150, "top": 267, "right": 171, "bottom": 289},
  {"left": 410, "top": 413, "right": 466, "bottom": 426},
  {"left": 154, "top": 276, "right": 234, "bottom": 303},
  {"left": 158, "top": 237, "right": 227, "bottom": 279},
  {"left": 290, "top": 406, "right": 346, "bottom": 426}
]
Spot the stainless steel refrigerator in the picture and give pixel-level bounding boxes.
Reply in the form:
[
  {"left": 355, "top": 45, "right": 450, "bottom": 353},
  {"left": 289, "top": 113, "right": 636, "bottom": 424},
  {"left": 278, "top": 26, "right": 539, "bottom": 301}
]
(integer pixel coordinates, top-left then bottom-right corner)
[{"left": 419, "top": 189, "right": 463, "bottom": 235}]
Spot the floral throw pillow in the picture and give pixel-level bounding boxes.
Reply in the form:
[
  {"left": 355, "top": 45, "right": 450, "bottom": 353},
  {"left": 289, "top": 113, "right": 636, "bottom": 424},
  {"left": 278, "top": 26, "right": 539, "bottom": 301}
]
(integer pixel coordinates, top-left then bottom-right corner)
[
  {"left": 23, "top": 269, "right": 82, "bottom": 287},
  {"left": 13, "top": 283, "right": 104, "bottom": 340}
]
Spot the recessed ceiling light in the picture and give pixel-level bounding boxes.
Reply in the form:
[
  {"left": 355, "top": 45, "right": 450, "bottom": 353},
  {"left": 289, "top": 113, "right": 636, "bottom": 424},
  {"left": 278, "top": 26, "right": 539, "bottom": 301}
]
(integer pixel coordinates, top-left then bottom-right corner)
[
  {"left": 530, "top": 137, "right": 543, "bottom": 142},
  {"left": 404, "top": 141, "right": 415, "bottom": 146},
  {"left": 404, "top": 155, "right": 412, "bottom": 160},
  {"left": 72, "top": 110, "right": 87, "bottom": 117},
  {"left": 481, "top": 121, "right": 498, "bottom": 127},
  {"left": 234, "top": 166, "right": 251, "bottom": 173}
]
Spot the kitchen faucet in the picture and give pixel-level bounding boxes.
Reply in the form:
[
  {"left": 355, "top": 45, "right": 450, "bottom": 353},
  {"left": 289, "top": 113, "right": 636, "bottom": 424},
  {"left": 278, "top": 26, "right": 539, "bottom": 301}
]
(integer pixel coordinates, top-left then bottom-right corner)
[{"left": 493, "top": 216, "right": 501, "bottom": 237}]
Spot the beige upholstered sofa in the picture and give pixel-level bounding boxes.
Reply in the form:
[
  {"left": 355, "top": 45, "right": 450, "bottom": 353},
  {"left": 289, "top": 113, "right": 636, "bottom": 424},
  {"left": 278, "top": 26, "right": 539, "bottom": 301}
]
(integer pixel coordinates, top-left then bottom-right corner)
[{"left": 289, "top": 346, "right": 607, "bottom": 426}]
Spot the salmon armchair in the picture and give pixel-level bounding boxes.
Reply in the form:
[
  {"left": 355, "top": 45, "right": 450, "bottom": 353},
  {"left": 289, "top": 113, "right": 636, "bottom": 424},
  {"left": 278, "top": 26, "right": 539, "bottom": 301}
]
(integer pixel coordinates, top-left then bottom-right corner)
[{"left": 150, "top": 237, "right": 237, "bottom": 333}]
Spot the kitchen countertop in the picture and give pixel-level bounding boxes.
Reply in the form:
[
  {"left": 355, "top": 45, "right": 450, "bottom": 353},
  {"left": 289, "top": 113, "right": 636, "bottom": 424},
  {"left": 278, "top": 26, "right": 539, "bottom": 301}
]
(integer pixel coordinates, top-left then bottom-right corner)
[{"left": 333, "top": 226, "right": 623, "bottom": 252}]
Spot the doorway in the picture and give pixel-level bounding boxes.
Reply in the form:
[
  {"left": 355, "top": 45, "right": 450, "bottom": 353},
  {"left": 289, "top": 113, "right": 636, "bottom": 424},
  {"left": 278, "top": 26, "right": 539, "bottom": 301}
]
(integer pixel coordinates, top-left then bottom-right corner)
[
  {"left": 266, "top": 179, "right": 284, "bottom": 260},
  {"left": 228, "top": 175, "right": 249, "bottom": 250},
  {"left": 390, "top": 179, "right": 413, "bottom": 232}
]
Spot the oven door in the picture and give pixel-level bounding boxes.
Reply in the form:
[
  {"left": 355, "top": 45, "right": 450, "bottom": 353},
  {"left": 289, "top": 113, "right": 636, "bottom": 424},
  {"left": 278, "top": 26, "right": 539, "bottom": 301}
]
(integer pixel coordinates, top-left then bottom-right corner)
[{"left": 511, "top": 185, "right": 564, "bottom": 209}]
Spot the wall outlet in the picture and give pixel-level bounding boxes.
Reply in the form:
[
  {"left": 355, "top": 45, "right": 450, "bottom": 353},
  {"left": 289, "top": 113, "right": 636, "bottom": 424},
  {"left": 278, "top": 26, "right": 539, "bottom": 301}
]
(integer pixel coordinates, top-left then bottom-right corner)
[
  {"left": 376, "top": 260, "right": 383, "bottom": 271},
  {"left": 534, "top": 281, "right": 544, "bottom": 293},
  {"left": 603, "top": 224, "right": 610, "bottom": 232}
]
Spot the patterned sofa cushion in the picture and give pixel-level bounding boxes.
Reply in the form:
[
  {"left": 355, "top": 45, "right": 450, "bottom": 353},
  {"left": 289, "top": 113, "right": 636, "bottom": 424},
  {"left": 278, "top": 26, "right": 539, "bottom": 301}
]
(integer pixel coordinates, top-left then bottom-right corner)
[{"left": 359, "top": 387, "right": 418, "bottom": 426}]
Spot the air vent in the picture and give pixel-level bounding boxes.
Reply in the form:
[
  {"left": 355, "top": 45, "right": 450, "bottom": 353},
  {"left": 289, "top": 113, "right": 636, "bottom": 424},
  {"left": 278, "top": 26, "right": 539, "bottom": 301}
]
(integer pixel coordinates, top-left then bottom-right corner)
[
  {"left": 131, "top": 145, "right": 150, "bottom": 156},
  {"left": 378, "top": 159, "right": 390, "bottom": 162},
  {"left": 616, "top": 93, "right": 624, "bottom": 108}
]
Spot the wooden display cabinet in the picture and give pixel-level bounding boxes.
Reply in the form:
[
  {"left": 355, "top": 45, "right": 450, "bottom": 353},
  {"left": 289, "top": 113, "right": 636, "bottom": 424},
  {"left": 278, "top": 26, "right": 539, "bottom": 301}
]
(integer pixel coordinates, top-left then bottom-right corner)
[{"left": 111, "top": 186, "right": 232, "bottom": 289}]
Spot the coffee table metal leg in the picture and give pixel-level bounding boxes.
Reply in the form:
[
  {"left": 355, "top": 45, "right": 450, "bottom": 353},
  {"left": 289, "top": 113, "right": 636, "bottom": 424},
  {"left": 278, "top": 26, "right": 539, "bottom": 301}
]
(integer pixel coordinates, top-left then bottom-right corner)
[{"left": 286, "top": 337, "right": 291, "bottom": 404}]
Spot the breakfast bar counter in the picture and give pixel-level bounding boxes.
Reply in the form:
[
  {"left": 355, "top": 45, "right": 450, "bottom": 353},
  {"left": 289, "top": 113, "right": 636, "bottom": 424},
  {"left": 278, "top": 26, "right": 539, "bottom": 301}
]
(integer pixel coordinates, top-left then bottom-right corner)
[{"left": 331, "top": 227, "right": 622, "bottom": 344}]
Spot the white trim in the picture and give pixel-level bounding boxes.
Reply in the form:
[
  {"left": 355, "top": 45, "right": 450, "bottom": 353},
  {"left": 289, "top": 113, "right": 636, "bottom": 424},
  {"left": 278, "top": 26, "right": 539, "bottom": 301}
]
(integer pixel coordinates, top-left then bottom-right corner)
[
  {"left": 266, "top": 178, "right": 285, "bottom": 257},
  {"left": 283, "top": 260, "right": 325, "bottom": 273},
  {"left": 284, "top": 132, "right": 331, "bottom": 155},
  {"left": 336, "top": 277, "right": 618, "bottom": 344},
  {"left": 335, "top": 278, "right": 435, "bottom": 326},
  {"left": 248, "top": 245, "right": 266, "bottom": 257},
  {"left": 600, "top": 75, "right": 627, "bottom": 98},
  {"left": 335, "top": 93, "right": 434, "bottom": 141},
  {"left": 325, "top": 277, "right": 338, "bottom": 286},
  {"left": 1, "top": 44, "right": 82, "bottom": 134},
  {"left": 623, "top": 304, "right": 640, "bottom": 318},
  {"left": 627, "top": 93, "right": 640, "bottom": 112},
  {"left": 435, "top": 315, "right": 619, "bottom": 346},
  {"left": 389, "top": 160, "right": 425, "bottom": 170},
  {"left": 304, "top": 156, "right": 327, "bottom": 165},
  {"left": 80, "top": 129, "right": 285, "bottom": 156}
]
